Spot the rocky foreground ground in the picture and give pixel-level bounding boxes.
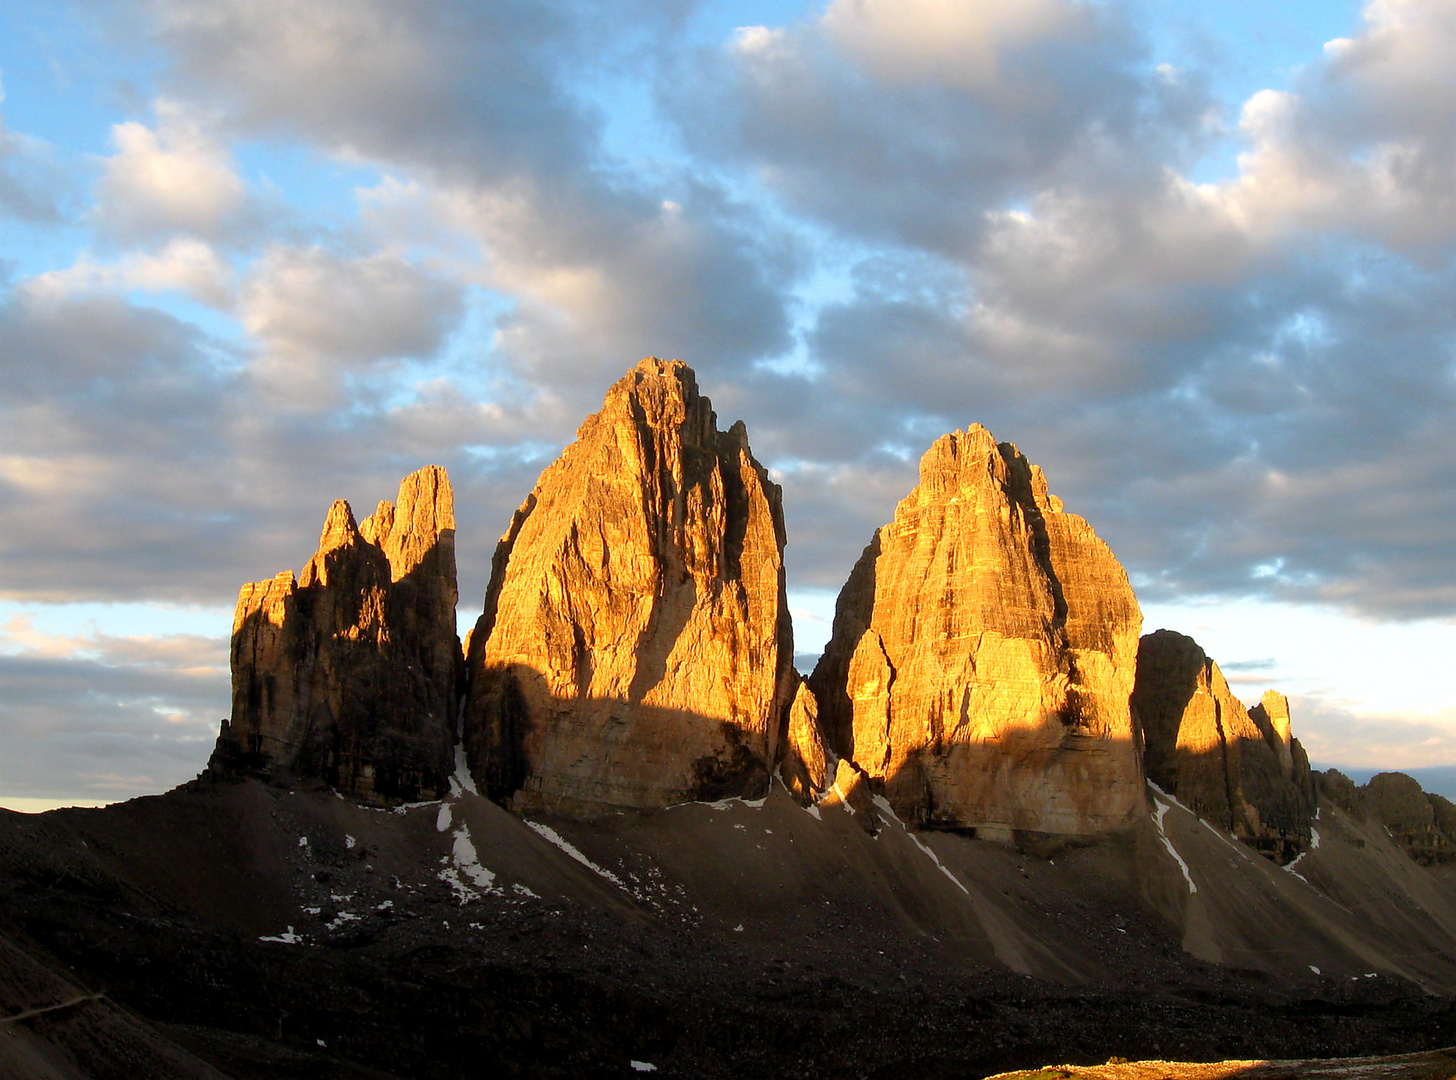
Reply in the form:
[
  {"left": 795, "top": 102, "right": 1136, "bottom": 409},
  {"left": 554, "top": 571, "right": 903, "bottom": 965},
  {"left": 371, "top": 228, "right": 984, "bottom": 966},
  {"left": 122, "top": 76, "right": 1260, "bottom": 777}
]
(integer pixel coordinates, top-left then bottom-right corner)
[{"left": 3, "top": 775, "right": 1456, "bottom": 1080}]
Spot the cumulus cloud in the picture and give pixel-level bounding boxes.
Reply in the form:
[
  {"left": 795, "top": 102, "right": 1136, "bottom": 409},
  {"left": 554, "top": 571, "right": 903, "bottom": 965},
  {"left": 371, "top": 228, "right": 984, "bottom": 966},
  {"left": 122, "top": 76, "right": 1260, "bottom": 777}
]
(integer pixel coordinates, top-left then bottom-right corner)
[
  {"left": 26, "top": 237, "right": 235, "bottom": 306},
  {"left": 240, "top": 244, "right": 465, "bottom": 404},
  {"left": 95, "top": 99, "right": 251, "bottom": 243}
]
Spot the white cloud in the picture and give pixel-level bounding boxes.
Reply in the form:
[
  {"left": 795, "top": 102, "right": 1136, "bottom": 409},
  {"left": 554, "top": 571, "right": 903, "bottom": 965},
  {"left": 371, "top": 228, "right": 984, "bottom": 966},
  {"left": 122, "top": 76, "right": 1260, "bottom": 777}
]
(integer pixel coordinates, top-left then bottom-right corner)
[
  {"left": 25, "top": 238, "right": 235, "bottom": 307},
  {"left": 95, "top": 99, "right": 249, "bottom": 242}
]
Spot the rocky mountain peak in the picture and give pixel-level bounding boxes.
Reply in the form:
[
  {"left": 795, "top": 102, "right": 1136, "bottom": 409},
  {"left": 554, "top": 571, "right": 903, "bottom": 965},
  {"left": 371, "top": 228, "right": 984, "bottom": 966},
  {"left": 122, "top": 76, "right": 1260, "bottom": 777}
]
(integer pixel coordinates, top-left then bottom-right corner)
[
  {"left": 210, "top": 466, "right": 461, "bottom": 805},
  {"left": 462, "top": 358, "right": 796, "bottom": 815},
  {"left": 809, "top": 425, "right": 1145, "bottom": 837},
  {"left": 1132, "top": 629, "right": 1315, "bottom": 862}
]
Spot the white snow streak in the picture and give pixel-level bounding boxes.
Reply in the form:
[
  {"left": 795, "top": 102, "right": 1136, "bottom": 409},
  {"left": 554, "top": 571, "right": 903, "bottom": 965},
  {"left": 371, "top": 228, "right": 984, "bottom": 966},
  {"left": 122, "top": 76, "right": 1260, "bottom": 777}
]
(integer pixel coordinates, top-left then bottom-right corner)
[
  {"left": 436, "top": 802, "right": 452, "bottom": 832},
  {"left": 524, "top": 820, "right": 627, "bottom": 890},
  {"left": 872, "top": 794, "right": 971, "bottom": 896},
  {"left": 1151, "top": 798, "right": 1198, "bottom": 894},
  {"left": 259, "top": 926, "right": 303, "bottom": 944}
]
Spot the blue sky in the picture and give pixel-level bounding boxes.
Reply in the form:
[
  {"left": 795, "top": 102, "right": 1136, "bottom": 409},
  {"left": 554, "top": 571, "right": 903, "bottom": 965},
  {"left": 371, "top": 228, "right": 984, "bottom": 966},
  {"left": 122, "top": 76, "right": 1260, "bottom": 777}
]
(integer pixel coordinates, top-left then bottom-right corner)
[{"left": 2, "top": 0, "right": 1454, "bottom": 809}]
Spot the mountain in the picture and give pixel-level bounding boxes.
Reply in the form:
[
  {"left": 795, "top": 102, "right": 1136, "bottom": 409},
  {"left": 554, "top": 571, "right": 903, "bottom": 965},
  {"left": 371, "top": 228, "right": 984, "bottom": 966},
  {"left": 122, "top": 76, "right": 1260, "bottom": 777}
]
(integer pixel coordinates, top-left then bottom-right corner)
[
  {"left": 808, "top": 425, "right": 1145, "bottom": 837},
  {"left": 1132, "top": 630, "right": 1316, "bottom": 863},
  {"left": 4, "top": 358, "right": 1456, "bottom": 1079},
  {"left": 460, "top": 358, "right": 801, "bottom": 815},
  {"left": 209, "top": 466, "right": 460, "bottom": 804}
]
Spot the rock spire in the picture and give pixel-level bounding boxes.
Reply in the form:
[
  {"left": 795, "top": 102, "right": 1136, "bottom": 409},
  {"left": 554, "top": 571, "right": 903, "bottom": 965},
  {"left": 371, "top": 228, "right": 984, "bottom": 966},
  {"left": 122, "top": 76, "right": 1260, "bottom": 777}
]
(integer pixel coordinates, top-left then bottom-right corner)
[
  {"left": 462, "top": 358, "right": 796, "bottom": 814},
  {"left": 1131, "top": 629, "right": 1314, "bottom": 861},
  {"left": 808, "top": 425, "right": 1146, "bottom": 836},
  {"left": 211, "top": 466, "right": 460, "bottom": 804}
]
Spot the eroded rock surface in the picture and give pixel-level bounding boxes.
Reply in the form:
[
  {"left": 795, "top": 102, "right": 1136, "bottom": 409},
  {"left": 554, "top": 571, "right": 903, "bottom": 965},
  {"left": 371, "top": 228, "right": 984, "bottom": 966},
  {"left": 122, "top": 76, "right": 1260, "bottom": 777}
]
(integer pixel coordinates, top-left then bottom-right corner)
[
  {"left": 1132, "top": 630, "right": 1314, "bottom": 862},
  {"left": 211, "top": 466, "right": 460, "bottom": 804},
  {"left": 808, "top": 425, "right": 1145, "bottom": 836},
  {"left": 1320, "top": 769, "right": 1456, "bottom": 865},
  {"left": 463, "top": 358, "right": 795, "bottom": 813}
]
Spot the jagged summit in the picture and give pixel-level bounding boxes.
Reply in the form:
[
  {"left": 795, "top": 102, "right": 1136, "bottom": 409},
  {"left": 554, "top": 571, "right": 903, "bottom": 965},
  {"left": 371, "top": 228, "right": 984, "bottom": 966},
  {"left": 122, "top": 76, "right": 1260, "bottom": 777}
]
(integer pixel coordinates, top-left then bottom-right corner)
[
  {"left": 461, "top": 358, "right": 799, "bottom": 814},
  {"left": 1131, "top": 629, "right": 1315, "bottom": 862},
  {"left": 809, "top": 425, "right": 1146, "bottom": 837},
  {"left": 210, "top": 465, "right": 460, "bottom": 805}
]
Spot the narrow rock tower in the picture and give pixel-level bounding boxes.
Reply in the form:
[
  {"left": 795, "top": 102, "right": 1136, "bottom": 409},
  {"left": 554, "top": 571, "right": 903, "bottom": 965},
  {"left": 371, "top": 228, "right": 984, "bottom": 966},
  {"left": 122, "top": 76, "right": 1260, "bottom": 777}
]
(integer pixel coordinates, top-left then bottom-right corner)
[
  {"left": 211, "top": 466, "right": 460, "bottom": 804},
  {"left": 463, "top": 359, "right": 796, "bottom": 814},
  {"left": 1132, "top": 629, "right": 1315, "bottom": 862},
  {"left": 809, "top": 426, "right": 1145, "bottom": 836}
]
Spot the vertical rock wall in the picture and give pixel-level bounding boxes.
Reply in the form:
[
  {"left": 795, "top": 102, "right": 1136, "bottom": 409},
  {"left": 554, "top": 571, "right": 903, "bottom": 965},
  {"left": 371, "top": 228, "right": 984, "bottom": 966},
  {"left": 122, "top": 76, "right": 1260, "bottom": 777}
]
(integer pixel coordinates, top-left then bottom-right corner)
[
  {"left": 1132, "top": 629, "right": 1314, "bottom": 861},
  {"left": 462, "top": 358, "right": 796, "bottom": 814},
  {"left": 212, "top": 466, "right": 460, "bottom": 804},
  {"left": 809, "top": 426, "right": 1146, "bottom": 836}
]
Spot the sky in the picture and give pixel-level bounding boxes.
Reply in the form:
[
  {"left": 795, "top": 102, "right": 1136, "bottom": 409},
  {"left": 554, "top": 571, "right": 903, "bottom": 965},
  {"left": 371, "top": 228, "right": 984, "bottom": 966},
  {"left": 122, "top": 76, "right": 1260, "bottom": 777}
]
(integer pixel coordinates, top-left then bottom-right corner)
[{"left": 1, "top": 0, "right": 1454, "bottom": 811}]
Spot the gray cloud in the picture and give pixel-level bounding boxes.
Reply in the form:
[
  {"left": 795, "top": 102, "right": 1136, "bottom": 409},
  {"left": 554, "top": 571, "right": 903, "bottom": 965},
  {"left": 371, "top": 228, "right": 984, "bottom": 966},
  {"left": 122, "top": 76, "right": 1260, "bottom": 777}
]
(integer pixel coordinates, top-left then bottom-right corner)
[{"left": 0, "top": 630, "right": 228, "bottom": 799}]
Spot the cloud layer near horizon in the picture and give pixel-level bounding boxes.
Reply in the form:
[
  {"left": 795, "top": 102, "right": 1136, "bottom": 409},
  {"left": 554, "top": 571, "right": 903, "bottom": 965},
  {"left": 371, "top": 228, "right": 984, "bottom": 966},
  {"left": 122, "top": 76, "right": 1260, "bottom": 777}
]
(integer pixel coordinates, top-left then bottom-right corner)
[{"left": 2, "top": 0, "right": 1455, "bottom": 798}]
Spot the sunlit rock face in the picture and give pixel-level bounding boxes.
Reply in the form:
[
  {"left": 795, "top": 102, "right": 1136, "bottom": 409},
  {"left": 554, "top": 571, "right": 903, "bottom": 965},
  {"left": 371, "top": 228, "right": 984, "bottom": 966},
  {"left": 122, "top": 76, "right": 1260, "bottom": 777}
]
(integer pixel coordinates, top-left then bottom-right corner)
[
  {"left": 462, "top": 358, "right": 796, "bottom": 814},
  {"left": 808, "top": 425, "right": 1146, "bottom": 837},
  {"left": 1132, "top": 630, "right": 1314, "bottom": 862},
  {"left": 212, "top": 466, "right": 460, "bottom": 804}
]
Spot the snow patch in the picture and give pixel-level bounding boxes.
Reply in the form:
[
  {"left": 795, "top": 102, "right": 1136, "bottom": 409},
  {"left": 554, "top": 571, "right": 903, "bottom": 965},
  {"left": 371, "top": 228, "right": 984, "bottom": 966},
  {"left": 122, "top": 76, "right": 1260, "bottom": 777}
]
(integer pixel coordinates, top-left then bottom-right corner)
[
  {"left": 392, "top": 799, "right": 442, "bottom": 814},
  {"left": 872, "top": 795, "right": 972, "bottom": 897},
  {"left": 326, "top": 911, "right": 360, "bottom": 930},
  {"left": 1284, "top": 828, "right": 1320, "bottom": 880},
  {"left": 297, "top": 836, "right": 308, "bottom": 848},
  {"left": 513, "top": 883, "right": 539, "bottom": 899},
  {"left": 260, "top": 926, "right": 303, "bottom": 944},
  {"left": 344, "top": 834, "right": 356, "bottom": 849},
  {"left": 1310, "top": 965, "right": 1321, "bottom": 974},
  {"left": 449, "top": 739, "right": 479, "bottom": 797},
  {"left": 631, "top": 1063, "right": 657, "bottom": 1073},
  {"left": 436, "top": 803, "right": 452, "bottom": 832},
  {"left": 524, "top": 820, "right": 627, "bottom": 890},
  {"left": 1151, "top": 798, "right": 1198, "bottom": 894},
  {"left": 452, "top": 824, "right": 497, "bottom": 891},
  {"left": 803, "top": 803, "right": 821, "bottom": 820}
]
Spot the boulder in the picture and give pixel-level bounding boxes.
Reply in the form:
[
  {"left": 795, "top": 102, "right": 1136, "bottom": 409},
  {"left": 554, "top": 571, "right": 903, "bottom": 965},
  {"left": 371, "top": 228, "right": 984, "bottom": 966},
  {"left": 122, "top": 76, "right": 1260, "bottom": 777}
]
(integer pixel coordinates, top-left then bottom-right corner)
[
  {"left": 211, "top": 467, "right": 460, "bottom": 804},
  {"left": 462, "top": 358, "right": 796, "bottom": 814},
  {"left": 809, "top": 425, "right": 1145, "bottom": 837},
  {"left": 1131, "top": 630, "right": 1313, "bottom": 862}
]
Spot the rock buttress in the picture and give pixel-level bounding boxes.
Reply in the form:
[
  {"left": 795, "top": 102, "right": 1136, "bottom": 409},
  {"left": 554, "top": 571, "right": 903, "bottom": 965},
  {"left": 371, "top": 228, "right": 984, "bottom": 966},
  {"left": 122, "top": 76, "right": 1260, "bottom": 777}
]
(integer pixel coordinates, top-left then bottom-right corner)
[
  {"left": 808, "top": 425, "right": 1146, "bottom": 837},
  {"left": 462, "top": 358, "right": 796, "bottom": 813},
  {"left": 1132, "top": 629, "right": 1313, "bottom": 862},
  {"left": 212, "top": 466, "right": 460, "bottom": 804}
]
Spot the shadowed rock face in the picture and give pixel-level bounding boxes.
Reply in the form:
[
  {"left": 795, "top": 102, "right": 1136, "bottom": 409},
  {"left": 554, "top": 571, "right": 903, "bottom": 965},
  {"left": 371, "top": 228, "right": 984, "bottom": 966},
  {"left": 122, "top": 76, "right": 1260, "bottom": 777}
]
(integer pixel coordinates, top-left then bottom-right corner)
[
  {"left": 462, "top": 358, "right": 796, "bottom": 814},
  {"left": 808, "top": 425, "right": 1146, "bottom": 836},
  {"left": 1320, "top": 769, "right": 1456, "bottom": 865},
  {"left": 211, "top": 466, "right": 460, "bottom": 804},
  {"left": 1132, "top": 629, "right": 1314, "bottom": 862}
]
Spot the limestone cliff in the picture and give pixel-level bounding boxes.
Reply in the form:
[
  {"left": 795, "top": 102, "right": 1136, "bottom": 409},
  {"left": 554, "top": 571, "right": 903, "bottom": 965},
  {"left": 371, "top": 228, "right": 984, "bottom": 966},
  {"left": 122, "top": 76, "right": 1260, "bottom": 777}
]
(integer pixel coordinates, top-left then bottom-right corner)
[
  {"left": 1319, "top": 769, "right": 1456, "bottom": 865},
  {"left": 462, "top": 358, "right": 796, "bottom": 813},
  {"left": 1132, "top": 630, "right": 1313, "bottom": 862},
  {"left": 211, "top": 466, "right": 460, "bottom": 804},
  {"left": 808, "top": 425, "right": 1146, "bottom": 836}
]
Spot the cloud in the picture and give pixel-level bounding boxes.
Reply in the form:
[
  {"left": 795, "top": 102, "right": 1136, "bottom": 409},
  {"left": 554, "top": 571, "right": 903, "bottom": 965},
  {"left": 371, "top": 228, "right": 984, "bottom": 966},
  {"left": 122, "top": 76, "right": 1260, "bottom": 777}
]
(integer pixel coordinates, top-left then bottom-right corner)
[
  {"left": 239, "top": 244, "right": 465, "bottom": 404},
  {"left": 26, "top": 237, "right": 235, "bottom": 307},
  {"left": 0, "top": 614, "right": 228, "bottom": 799},
  {"left": 95, "top": 99, "right": 250, "bottom": 243}
]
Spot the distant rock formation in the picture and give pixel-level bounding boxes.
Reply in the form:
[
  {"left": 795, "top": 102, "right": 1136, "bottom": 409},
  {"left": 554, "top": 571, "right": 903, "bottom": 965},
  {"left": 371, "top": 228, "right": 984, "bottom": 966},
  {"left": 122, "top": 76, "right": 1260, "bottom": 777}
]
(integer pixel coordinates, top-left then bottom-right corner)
[
  {"left": 808, "top": 425, "right": 1146, "bottom": 837},
  {"left": 462, "top": 359, "right": 796, "bottom": 814},
  {"left": 211, "top": 466, "right": 460, "bottom": 804},
  {"left": 1132, "top": 630, "right": 1314, "bottom": 862},
  {"left": 1320, "top": 769, "right": 1456, "bottom": 865}
]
